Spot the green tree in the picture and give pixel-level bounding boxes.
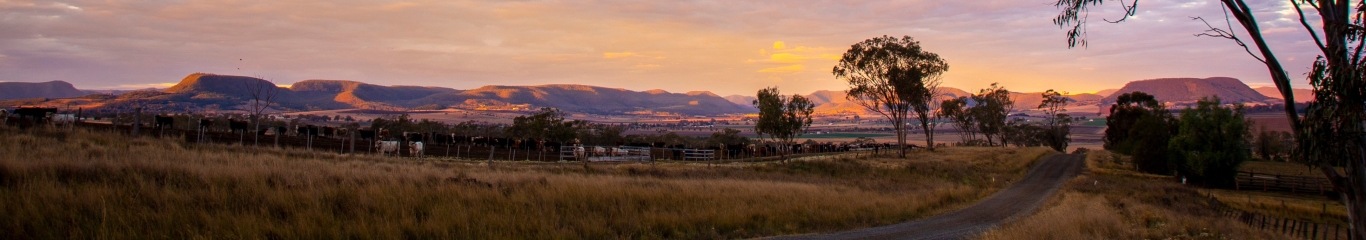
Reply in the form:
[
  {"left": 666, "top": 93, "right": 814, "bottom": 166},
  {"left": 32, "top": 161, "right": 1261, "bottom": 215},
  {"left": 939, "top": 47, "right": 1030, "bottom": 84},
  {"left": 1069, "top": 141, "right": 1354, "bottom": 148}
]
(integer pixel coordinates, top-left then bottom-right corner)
[
  {"left": 1038, "top": 89, "right": 1073, "bottom": 152},
  {"left": 834, "top": 35, "right": 946, "bottom": 157},
  {"left": 1129, "top": 111, "right": 1177, "bottom": 175},
  {"left": 1253, "top": 126, "right": 1293, "bottom": 162},
  {"left": 1104, "top": 92, "right": 1161, "bottom": 154},
  {"left": 1055, "top": 1, "right": 1366, "bottom": 234},
  {"left": 1168, "top": 97, "right": 1251, "bottom": 188},
  {"left": 1102, "top": 91, "right": 1177, "bottom": 174},
  {"left": 505, "top": 107, "right": 579, "bottom": 147},
  {"left": 707, "top": 128, "right": 749, "bottom": 147},
  {"left": 970, "top": 83, "right": 1014, "bottom": 147},
  {"left": 939, "top": 97, "right": 979, "bottom": 144},
  {"left": 752, "top": 87, "right": 815, "bottom": 158}
]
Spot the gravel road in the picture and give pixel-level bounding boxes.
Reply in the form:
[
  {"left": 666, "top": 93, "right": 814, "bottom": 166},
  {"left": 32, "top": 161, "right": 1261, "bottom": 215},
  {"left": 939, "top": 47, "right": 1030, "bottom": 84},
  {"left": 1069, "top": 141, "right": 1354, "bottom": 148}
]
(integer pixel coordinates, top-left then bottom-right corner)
[{"left": 773, "top": 153, "right": 1085, "bottom": 240}]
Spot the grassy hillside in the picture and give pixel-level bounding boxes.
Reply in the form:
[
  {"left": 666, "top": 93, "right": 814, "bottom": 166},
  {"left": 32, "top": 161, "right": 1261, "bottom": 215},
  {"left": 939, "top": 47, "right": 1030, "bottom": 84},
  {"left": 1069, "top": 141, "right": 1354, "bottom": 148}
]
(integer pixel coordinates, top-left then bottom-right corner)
[{"left": 0, "top": 126, "right": 1051, "bottom": 239}]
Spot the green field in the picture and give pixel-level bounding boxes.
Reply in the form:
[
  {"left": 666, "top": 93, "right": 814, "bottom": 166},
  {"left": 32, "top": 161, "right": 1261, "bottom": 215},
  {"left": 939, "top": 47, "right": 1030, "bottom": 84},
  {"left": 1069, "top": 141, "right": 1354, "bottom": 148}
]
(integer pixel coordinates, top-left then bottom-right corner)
[{"left": 1079, "top": 118, "right": 1107, "bottom": 127}]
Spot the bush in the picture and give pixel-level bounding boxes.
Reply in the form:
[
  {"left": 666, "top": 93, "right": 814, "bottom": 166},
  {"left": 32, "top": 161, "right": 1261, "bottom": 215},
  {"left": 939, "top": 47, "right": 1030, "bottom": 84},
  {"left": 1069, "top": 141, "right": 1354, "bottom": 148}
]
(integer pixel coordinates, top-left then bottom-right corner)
[{"left": 1168, "top": 96, "right": 1250, "bottom": 187}]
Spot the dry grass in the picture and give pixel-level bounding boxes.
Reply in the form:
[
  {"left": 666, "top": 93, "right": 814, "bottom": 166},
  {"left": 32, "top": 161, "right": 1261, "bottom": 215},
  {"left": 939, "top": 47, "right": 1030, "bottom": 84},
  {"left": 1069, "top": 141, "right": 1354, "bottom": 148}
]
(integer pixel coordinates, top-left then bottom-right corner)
[
  {"left": 978, "top": 149, "right": 1294, "bottom": 240},
  {"left": 0, "top": 127, "right": 1051, "bottom": 239}
]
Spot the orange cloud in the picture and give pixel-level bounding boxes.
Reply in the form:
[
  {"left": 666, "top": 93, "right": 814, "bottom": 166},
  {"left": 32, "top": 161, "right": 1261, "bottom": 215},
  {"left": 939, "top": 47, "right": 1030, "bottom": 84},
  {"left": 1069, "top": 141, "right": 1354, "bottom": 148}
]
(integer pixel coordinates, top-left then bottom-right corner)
[
  {"left": 603, "top": 52, "right": 638, "bottom": 58},
  {"left": 633, "top": 64, "right": 660, "bottom": 69},
  {"left": 758, "top": 53, "right": 840, "bottom": 63},
  {"left": 773, "top": 41, "right": 786, "bottom": 49},
  {"left": 758, "top": 65, "right": 804, "bottom": 73}
]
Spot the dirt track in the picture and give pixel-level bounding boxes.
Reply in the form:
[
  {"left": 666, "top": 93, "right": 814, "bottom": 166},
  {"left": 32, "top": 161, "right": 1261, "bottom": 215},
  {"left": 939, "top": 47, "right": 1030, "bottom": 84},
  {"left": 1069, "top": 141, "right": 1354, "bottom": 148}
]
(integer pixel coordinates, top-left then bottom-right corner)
[{"left": 775, "top": 153, "right": 1085, "bottom": 240}]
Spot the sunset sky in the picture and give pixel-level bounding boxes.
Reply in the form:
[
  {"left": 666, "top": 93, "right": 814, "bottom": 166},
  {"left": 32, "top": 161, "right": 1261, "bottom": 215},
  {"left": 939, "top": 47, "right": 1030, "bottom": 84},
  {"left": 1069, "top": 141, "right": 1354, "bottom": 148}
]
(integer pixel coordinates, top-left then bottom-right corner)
[{"left": 0, "top": 0, "right": 1322, "bottom": 96}]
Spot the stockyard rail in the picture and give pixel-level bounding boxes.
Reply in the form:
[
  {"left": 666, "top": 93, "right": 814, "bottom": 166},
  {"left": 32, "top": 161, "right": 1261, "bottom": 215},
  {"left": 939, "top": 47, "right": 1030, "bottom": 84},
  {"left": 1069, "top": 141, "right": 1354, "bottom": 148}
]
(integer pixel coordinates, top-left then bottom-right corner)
[
  {"left": 1236, "top": 171, "right": 1337, "bottom": 196},
  {"left": 1210, "top": 196, "right": 1352, "bottom": 240},
  {"left": 41, "top": 121, "right": 877, "bottom": 162}
]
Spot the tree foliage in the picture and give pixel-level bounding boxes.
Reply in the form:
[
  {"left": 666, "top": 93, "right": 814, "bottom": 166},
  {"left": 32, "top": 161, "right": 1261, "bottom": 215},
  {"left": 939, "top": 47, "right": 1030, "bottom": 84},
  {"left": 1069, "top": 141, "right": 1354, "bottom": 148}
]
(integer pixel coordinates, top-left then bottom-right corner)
[
  {"left": 1168, "top": 97, "right": 1251, "bottom": 188},
  {"left": 835, "top": 35, "right": 946, "bottom": 157},
  {"left": 1038, "top": 89, "right": 1073, "bottom": 152},
  {"left": 939, "top": 97, "right": 978, "bottom": 143},
  {"left": 1254, "top": 126, "right": 1294, "bottom": 162},
  {"left": 971, "top": 83, "right": 1014, "bottom": 147},
  {"left": 1104, "top": 92, "right": 1163, "bottom": 154},
  {"left": 505, "top": 107, "right": 579, "bottom": 143},
  {"left": 752, "top": 87, "right": 814, "bottom": 157}
]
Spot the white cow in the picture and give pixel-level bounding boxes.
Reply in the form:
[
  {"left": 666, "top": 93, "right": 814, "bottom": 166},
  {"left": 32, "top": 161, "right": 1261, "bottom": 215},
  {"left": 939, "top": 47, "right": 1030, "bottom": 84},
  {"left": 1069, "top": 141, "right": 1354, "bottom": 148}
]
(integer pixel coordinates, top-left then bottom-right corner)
[
  {"left": 592, "top": 146, "right": 608, "bottom": 156},
  {"left": 573, "top": 146, "right": 586, "bottom": 159},
  {"left": 375, "top": 141, "right": 400, "bottom": 157},
  {"left": 51, "top": 114, "right": 75, "bottom": 128},
  {"left": 611, "top": 147, "right": 629, "bottom": 156},
  {"left": 409, "top": 141, "right": 425, "bottom": 158}
]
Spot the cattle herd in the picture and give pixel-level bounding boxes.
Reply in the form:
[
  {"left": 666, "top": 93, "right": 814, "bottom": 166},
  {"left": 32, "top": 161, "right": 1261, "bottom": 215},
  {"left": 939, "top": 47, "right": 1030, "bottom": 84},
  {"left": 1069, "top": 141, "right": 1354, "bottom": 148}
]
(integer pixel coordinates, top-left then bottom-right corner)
[{"left": 3, "top": 108, "right": 884, "bottom": 161}]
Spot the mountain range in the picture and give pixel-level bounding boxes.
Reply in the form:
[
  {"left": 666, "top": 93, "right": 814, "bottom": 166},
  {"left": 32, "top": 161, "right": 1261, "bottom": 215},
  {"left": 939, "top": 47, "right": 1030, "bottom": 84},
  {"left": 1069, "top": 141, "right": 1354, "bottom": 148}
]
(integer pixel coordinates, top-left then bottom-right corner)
[
  {"left": 0, "top": 74, "right": 1311, "bottom": 115},
  {"left": 0, "top": 73, "right": 752, "bottom": 115}
]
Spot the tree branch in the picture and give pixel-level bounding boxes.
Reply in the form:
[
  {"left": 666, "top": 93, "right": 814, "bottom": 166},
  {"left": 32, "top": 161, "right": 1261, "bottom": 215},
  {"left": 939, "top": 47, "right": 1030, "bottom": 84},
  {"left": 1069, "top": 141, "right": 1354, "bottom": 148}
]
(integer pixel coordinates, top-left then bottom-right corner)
[
  {"left": 1293, "top": 0, "right": 1331, "bottom": 53},
  {"left": 1193, "top": 13, "right": 1267, "bottom": 63},
  {"left": 1104, "top": 0, "right": 1140, "bottom": 23}
]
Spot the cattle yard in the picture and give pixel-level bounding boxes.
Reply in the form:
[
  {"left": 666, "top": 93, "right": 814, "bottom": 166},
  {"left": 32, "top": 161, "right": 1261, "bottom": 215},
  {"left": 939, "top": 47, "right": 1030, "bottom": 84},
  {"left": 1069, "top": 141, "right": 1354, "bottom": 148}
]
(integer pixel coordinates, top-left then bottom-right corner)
[
  {"left": 0, "top": 119, "right": 1059, "bottom": 239},
  {"left": 19, "top": 117, "right": 883, "bottom": 164}
]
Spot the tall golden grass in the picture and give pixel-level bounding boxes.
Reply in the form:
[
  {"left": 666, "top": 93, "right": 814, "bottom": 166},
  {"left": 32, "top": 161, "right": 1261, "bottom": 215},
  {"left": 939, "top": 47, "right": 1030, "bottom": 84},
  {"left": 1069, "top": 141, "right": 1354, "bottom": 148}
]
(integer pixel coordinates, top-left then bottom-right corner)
[
  {"left": 0, "top": 127, "right": 1050, "bottom": 239},
  {"left": 978, "top": 149, "right": 1294, "bottom": 240}
]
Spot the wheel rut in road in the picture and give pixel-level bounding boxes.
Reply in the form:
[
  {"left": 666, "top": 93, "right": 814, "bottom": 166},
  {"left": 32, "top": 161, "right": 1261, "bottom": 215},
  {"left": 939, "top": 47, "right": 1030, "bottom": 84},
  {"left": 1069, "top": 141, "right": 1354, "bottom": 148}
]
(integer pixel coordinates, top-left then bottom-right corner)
[{"left": 773, "top": 153, "right": 1085, "bottom": 240}]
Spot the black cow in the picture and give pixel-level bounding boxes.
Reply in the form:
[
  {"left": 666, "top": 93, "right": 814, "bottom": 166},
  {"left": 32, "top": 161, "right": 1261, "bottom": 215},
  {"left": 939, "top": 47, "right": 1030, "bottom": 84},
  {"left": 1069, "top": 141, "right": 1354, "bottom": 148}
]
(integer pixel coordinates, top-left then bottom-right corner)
[
  {"left": 154, "top": 116, "right": 174, "bottom": 129},
  {"left": 322, "top": 126, "right": 336, "bottom": 138},
  {"left": 402, "top": 132, "right": 425, "bottom": 142},
  {"left": 228, "top": 120, "right": 250, "bottom": 134},
  {"left": 199, "top": 119, "right": 214, "bottom": 131},
  {"left": 12, "top": 108, "right": 57, "bottom": 122},
  {"left": 297, "top": 125, "right": 319, "bottom": 136},
  {"left": 357, "top": 129, "right": 376, "bottom": 140}
]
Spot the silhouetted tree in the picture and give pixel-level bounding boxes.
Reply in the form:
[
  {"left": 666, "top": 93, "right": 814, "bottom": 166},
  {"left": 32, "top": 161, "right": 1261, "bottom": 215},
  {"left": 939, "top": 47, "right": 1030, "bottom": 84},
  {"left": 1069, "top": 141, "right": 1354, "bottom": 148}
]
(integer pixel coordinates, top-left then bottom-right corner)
[
  {"left": 835, "top": 35, "right": 946, "bottom": 157},
  {"left": 241, "top": 76, "right": 278, "bottom": 147}
]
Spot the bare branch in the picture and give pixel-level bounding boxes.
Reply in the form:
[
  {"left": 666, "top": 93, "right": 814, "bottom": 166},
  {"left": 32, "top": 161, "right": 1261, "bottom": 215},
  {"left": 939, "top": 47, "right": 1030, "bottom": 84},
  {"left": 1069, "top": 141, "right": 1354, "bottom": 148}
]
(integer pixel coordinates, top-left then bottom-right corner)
[
  {"left": 1104, "top": 0, "right": 1140, "bottom": 23},
  {"left": 1292, "top": 0, "right": 1331, "bottom": 53},
  {"left": 1193, "top": 14, "right": 1267, "bottom": 63}
]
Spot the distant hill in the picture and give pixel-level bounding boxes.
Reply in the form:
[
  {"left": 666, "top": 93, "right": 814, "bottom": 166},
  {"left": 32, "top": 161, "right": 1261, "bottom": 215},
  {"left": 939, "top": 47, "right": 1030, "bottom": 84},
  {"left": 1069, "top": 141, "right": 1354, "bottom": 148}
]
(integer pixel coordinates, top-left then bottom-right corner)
[
  {"left": 1012, "top": 92, "right": 1105, "bottom": 110},
  {"left": 1252, "top": 86, "right": 1314, "bottom": 103},
  {"left": 0, "top": 81, "right": 87, "bottom": 100},
  {"left": 412, "top": 84, "right": 750, "bottom": 115},
  {"left": 14, "top": 73, "right": 753, "bottom": 115},
  {"left": 723, "top": 95, "right": 755, "bottom": 106},
  {"left": 1094, "top": 89, "right": 1119, "bottom": 97},
  {"left": 1102, "top": 77, "right": 1270, "bottom": 104}
]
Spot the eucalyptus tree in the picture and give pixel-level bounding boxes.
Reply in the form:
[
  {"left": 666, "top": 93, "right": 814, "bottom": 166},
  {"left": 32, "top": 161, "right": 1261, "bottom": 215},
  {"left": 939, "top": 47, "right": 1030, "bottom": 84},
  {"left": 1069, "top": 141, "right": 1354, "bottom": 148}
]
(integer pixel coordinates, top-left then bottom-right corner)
[
  {"left": 753, "top": 87, "right": 815, "bottom": 159},
  {"left": 834, "top": 35, "right": 949, "bottom": 157},
  {"left": 1055, "top": 1, "right": 1366, "bottom": 235}
]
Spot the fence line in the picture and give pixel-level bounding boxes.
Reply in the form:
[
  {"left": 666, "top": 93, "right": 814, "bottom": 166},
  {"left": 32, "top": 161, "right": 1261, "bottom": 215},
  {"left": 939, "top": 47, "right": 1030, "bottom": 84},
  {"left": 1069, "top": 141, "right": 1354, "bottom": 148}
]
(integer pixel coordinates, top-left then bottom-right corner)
[
  {"left": 1208, "top": 196, "right": 1350, "bottom": 240},
  {"left": 1236, "top": 171, "right": 1336, "bottom": 196}
]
